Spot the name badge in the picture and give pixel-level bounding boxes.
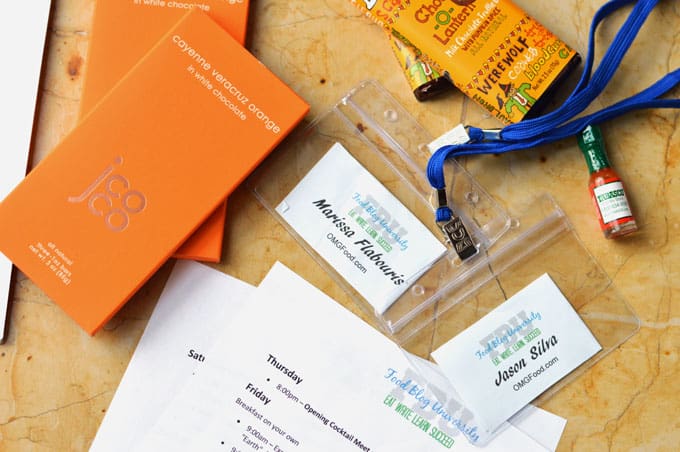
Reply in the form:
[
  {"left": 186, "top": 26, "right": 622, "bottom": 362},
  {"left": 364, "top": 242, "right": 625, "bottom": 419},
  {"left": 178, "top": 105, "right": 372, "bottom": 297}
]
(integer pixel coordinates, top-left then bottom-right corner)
[
  {"left": 276, "top": 142, "right": 446, "bottom": 314},
  {"left": 432, "top": 273, "right": 601, "bottom": 432}
]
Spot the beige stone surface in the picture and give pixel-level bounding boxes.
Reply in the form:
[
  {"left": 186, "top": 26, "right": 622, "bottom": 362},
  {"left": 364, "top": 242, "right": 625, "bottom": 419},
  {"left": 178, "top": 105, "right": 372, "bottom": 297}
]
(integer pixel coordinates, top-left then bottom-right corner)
[{"left": 0, "top": 0, "right": 678, "bottom": 450}]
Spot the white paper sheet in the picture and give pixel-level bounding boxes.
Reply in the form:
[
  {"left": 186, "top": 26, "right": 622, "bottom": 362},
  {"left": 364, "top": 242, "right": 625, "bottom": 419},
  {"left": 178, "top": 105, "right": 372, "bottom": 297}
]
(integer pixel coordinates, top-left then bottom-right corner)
[
  {"left": 0, "top": 0, "right": 52, "bottom": 343},
  {"left": 510, "top": 405, "right": 567, "bottom": 452},
  {"left": 89, "top": 261, "right": 254, "bottom": 452},
  {"left": 135, "top": 262, "right": 553, "bottom": 451}
]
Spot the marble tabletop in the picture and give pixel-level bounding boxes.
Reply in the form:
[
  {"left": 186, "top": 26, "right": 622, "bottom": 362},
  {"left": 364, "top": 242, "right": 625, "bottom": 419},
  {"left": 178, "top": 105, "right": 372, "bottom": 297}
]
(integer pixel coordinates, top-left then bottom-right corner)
[{"left": 0, "top": 0, "right": 678, "bottom": 450}]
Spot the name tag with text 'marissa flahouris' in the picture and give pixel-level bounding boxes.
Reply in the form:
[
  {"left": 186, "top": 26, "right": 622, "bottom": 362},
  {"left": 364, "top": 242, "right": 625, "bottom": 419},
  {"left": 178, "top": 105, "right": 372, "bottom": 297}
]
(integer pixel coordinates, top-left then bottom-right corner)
[{"left": 276, "top": 142, "right": 447, "bottom": 314}]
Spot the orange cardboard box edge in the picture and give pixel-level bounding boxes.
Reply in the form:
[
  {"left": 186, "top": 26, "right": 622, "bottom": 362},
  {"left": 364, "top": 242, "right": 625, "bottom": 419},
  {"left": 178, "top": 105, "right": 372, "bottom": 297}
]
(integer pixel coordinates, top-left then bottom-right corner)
[
  {"left": 173, "top": 203, "right": 227, "bottom": 262},
  {"left": 81, "top": 0, "right": 252, "bottom": 262},
  {"left": 0, "top": 9, "right": 309, "bottom": 334}
]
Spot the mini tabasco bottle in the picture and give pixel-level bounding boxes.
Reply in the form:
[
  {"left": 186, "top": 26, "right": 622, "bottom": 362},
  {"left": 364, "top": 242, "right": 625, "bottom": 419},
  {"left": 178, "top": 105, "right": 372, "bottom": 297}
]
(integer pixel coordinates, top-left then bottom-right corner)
[{"left": 578, "top": 125, "right": 638, "bottom": 239}]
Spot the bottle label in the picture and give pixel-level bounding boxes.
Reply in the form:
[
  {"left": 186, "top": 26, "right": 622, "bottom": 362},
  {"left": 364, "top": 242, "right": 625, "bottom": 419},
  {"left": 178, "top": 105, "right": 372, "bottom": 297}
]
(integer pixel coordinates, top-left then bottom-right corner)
[{"left": 592, "top": 181, "right": 633, "bottom": 224}]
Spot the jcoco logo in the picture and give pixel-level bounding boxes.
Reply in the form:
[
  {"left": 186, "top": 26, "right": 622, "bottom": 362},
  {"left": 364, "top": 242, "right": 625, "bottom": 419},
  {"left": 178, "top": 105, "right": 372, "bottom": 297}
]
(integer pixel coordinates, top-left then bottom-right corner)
[{"left": 67, "top": 156, "right": 147, "bottom": 232}]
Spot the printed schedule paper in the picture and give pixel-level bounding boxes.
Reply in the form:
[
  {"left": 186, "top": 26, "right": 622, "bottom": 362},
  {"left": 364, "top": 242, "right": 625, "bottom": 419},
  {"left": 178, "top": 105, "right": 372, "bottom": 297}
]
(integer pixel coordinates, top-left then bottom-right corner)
[
  {"left": 276, "top": 142, "right": 446, "bottom": 314},
  {"left": 0, "top": 0, "right": 52, "bottom": 342},
  {"left": 136, "top": 262, "right": 551, "bottom": 451},
  {"left": 432, "top": 273, "right": 602, "bottom": 433},
  {"left": 90, "top": 261, "right": 566, "bottom": 451},
  {"left": 89, "top": 260, "right": 254, "bottom": 452}
]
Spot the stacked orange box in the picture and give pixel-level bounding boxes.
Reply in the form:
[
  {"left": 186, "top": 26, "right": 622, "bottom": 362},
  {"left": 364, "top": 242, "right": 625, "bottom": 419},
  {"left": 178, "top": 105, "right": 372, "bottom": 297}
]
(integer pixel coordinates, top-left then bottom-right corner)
[
  {"left": 81, "top": 0, "right": 252, "bottom": 262},
  {"left": 0, "top": 9, "right": 309, "bottom": 334}
]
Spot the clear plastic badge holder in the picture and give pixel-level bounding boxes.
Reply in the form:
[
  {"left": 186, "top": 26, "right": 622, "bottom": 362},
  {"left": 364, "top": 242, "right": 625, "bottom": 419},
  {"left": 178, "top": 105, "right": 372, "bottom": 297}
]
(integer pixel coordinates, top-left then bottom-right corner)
[{"left": 248, "top": 80, "right": 639, "bottom": 445}]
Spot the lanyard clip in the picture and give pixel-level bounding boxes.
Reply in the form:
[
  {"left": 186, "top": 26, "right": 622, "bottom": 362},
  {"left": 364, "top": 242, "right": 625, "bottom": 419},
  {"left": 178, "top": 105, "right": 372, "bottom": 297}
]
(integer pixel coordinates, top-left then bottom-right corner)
[
  {"left": 436, "top": 189, "right": 478, "bottom": 260},
  {"left": 462, "top": 126, "right": 502, "bottom": 143},
  {"left": 440, "top": 216, "right": 478, "bottom": 261},
  {"left": 479, "top": 128, "right": 502, "bottom": 141}
]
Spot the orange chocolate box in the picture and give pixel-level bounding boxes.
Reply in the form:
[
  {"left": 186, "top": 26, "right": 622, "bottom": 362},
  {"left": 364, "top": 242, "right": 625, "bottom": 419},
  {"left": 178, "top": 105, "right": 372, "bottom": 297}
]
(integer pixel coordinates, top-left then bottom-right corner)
[
  {"left": 0, "top": 9, "right": 308, "bottom": 335},
  {"left": 81, "top": 0, "right": 252, "bottom": 262}
]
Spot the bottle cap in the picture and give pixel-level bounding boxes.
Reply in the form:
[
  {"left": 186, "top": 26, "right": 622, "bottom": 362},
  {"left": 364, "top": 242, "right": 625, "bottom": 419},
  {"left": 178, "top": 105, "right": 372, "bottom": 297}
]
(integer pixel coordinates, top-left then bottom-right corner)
[{"left": 578, "top": 124, "right": 611, "bottom": 173}]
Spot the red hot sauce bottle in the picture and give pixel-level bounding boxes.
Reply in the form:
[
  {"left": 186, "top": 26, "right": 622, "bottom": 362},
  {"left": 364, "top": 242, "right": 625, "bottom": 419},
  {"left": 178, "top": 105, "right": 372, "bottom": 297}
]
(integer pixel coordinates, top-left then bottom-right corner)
[{"left": 577, "top": 125, "right": 638, "bottom": 239}]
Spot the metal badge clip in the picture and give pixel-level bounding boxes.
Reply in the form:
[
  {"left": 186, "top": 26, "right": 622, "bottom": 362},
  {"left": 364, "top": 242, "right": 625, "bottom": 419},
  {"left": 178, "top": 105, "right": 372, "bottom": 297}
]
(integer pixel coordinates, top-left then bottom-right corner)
[
  {"left": 435, "top": 188, "right": 477, "bottom": 260},
  {"left": 441, "top": 216, "right": 478, "bottom": 261}
]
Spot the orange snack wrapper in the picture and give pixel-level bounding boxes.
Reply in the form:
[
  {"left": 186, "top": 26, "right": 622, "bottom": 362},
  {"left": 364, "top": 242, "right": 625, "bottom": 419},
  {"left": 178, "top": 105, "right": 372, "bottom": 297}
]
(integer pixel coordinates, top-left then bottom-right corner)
[{"left": 351, "top": 0, "right": 579, "bottom": 124}]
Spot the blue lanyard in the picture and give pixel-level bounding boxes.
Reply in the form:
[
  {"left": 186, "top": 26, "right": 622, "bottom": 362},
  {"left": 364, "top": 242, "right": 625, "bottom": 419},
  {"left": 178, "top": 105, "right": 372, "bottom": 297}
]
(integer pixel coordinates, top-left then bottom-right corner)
[{"left": 427, "top": 0, "right": 680, "bottom": 230}]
